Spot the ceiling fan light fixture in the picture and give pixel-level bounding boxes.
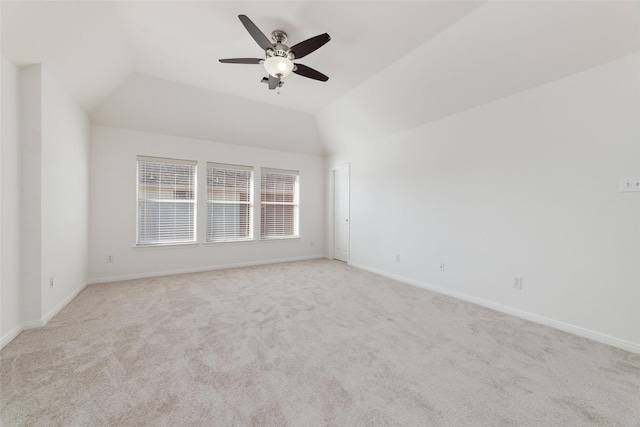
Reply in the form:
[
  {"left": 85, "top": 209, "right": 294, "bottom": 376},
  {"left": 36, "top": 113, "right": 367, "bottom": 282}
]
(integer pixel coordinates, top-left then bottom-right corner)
[
  {"left": 219, "top": 15, "right": 330, "bottom": 90},
  {"left": 264, "top": 56, "right": 294, "bottom": 78}
]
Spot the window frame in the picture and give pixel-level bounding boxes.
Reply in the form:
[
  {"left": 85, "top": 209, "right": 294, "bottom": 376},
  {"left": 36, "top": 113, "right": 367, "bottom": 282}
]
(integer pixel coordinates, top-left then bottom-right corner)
[
  {"left": 206, "top": 162, "right": 254, "bottom": 243},
  {"left": 136, "top": 156, "right": 198, "bottom": 247},
  {"left": 260, "top": 168, "right": 300, "bottom": 240}
]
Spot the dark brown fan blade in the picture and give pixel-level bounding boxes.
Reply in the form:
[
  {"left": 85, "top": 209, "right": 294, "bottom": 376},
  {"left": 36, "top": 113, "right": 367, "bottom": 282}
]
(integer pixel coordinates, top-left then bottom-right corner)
[
  {"left": 289, "top": 33, "right": 331, "bottom": 59},
  {"left": 268, "top": 74, "right": 280, "bottom": 90},
  {"left": 293, "top": 64, "right": 329, "bottom": 82},
  {"left": 219, "top": 58, "right": 263, "bottom": 64},
  {"left": 238, "top": 15, "right": 273, "bottom": 51}
]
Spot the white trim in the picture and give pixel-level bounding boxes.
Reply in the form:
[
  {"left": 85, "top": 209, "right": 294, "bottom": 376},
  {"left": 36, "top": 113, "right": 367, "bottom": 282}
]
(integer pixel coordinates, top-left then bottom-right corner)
[
  {"left": 41, "top": 283, "right": 87, "bottom": 325},
  {"left": 259, "top": 236, "right": 300, "bottom": 241},
  {"left": 21, "top": 319, "right": 45, "bottom": 330},
  {"left": 260, "top": 167, "right": 299, "bottom": 175},
  {"left": 349, "top": 261, "right": 640, "bottom": 355},
  {"left": 331, "top": 163, "right": 350, "bottom": 263},
  {"left": 88, "top": 255, "right": 324, "bottom": 285},
  {"left": 331, "top": 163, "right": 351, "bottom": 171},
  {"left": 137, "top": 157, "right": 198, "bottom": 246},
  {"left": 134, "top": 242, "right": 199, "bottom": 250},
  {"left": 7, "top": 260, "right": 637, "bottom": 355},
  {"left": 0, "top": 283, "right": 88, "bottom": 350},
  {"left": 136, "top": 155, "right": 196, "bottom": 166},
  {"left": 207, "top": 162, "right": 253, "bottom": 172},
  {"left": 204, "top": 238, "right": 255, "bottom": 246},
  {"left": 3, "top": 258, "right": 323, "bottom": 349},
  {"left": 260, "top": 168, "right": 300, "bottom": 240},
  {"left": 206, "top": 163, "right": 254, "bottom": 243},
  {"left": 0, "top": 325, "right": 23, "bottom": 350}
]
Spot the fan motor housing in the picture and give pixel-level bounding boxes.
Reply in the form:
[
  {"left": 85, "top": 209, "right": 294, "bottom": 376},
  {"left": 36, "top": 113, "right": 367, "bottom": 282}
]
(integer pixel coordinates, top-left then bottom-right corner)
[{"left": 267, "top": 43, "right": 294, "bottom": 60}]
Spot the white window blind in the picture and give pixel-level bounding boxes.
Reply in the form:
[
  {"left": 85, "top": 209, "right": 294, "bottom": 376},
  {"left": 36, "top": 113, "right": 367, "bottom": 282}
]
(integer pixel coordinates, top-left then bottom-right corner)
[
  {"left": 207, "top": 163, "right": 253, "bottom": 242},
  {"left": 137, "top": 156, "right": 197, "bottom": 245},
  {"left": 260, "top": 168, "right": 299, "bottom": 239}
]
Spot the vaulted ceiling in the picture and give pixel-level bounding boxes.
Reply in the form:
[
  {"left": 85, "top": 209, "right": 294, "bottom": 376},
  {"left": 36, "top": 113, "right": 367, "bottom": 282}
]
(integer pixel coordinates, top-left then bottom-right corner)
[
  {"left": 2, "top": 1, "right": 638, "bottom": 154},
  {"left": 1, "top": 1, "right": 484, "bottom": 112}
]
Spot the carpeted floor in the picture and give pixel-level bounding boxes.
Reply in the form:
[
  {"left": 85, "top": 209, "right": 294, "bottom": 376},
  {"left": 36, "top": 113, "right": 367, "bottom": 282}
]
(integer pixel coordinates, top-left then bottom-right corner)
[{"left": 1, "top": 259, "right": 639, "bottom": 426}]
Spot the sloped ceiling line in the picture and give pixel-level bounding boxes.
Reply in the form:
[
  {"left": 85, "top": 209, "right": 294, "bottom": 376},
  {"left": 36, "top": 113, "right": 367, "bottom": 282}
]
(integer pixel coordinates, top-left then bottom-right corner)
[{"left": 2, "top": 1, "right": 638, "bottom": 155}]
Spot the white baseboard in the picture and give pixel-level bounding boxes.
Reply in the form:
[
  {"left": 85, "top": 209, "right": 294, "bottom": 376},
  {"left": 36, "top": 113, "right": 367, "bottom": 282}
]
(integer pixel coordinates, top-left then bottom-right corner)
[
  {"left": 0, "top": 283, "right": 88, "bottom": 351},
  {"left": 349, "top": 262, "right": 640, "bottom": 355},
  {"left": 41, "top": 283, "right": 88, "bottom": 326},
  {"left": 10, "top": 258, "right": 637, "bottom": 355},
  {"left": 4, "top": 258, "right": 324, "bottom": 350},
  {"left": 2, "top": 318, "right": 47, "bottom": 351},
  {"left": 88, "top": 255, "right": 325, "bottom": 285},
  {"left": 21, "top": 318, "right": 45, "bottom": 330},
  {"left": 0, "top": 325, "right": 23, "bottom": 350}
]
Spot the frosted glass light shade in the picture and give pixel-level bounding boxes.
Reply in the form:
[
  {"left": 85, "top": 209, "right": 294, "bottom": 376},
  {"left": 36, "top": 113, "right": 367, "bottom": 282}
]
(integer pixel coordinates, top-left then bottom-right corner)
[{"left": 264, "top": 56, "right": 294, "bottom": 78}]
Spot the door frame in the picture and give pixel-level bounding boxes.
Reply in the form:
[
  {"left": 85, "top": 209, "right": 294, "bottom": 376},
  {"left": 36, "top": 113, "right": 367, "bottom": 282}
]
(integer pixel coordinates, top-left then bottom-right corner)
[{"left": 332, "top": 163, "right": 350, "bottom": 262}]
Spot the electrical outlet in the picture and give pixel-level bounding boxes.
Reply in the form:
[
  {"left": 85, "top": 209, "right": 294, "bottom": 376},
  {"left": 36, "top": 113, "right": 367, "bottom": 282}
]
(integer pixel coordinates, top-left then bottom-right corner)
[
  {"left": 395, "top": 254, "right": 401, "bottom": 262},
  {"left": 107, "top": 255, "right": 114, "bottom": 263},
  {"left": 439, "top": 262, "right": 445, "bottom": 272},
  {"left": 619, "top": 176, "right": 640, "bottom": 192},
  {"left": 513, "top": 276, "right": 523, "bottom": 289},
  {"left": 49, "top": 277, "right": 54, "bottom": 289}
]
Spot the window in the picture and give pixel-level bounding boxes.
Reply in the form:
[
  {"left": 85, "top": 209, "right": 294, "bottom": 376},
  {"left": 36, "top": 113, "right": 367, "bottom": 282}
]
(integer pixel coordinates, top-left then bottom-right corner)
[
  {"left": 261, "top": 168, "right": 299, "bottom": 239},
  {"left": 137, "top": 156, "right": 197, "bottom": 245},
  {"left": 207, "top": 163, "right": 253, "bottom": 242}
]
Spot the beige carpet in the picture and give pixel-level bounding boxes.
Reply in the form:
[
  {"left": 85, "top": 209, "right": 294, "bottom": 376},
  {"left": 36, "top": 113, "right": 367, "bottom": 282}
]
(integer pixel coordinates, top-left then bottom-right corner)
[{"left": 1, "top": 259, "right": 639, "bottom": 426}]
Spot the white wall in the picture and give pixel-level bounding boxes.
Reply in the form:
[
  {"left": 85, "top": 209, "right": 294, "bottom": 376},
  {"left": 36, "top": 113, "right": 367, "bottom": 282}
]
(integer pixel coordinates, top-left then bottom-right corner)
[
  {"left": 1, "top": 55, "right": 22, "bottom": 342},
  {"left": 19, "top": 65, "right": 43, "bottom": 326},
  {"left": 1, "top": 62, "right": 89, "bottom": 348},
  {"left": 40, "top": 66, "right": 90, "bottom": 319},
  {"left": 320, "top": 53, "right": 640, "bottom": 353},
  {"left": 89, "top": 126, "right": 325, "bottom": 283},
  {"left": 91, "top": 73, "right": 324, "bottom": 156},
  {"left": 317, "top": 1, "right": 639, "bottom": 157}
]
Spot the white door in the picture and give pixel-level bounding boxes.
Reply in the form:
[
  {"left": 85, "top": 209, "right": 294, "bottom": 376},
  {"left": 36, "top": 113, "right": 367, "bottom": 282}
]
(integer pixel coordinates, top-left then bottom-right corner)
[{"left": 334, "top": 165, "right": 350, "bottom": 262}]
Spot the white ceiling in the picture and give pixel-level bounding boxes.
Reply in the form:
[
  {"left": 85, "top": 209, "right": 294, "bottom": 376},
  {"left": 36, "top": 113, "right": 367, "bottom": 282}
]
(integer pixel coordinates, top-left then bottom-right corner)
[
  {"left": 2, "top": 0, "right": 638, "bottom": 131},
  {"left": 317, "top": 0, "right": 640, "bottom": 154},
  {"left": 1, "top": 1, "right": 484, "bottom": 113},
  {"left": 91, "top": 72, "right": 327, "bottom": 154}
]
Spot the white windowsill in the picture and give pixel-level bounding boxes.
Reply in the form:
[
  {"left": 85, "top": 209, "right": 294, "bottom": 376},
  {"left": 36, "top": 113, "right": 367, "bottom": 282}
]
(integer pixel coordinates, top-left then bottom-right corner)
[
  {"left": 259, "top": 236, "right": 301, "bottom": 242},
  {"left": 134, "top": 242, "right": 199, "bottom": 250},
  {"left": 132, "top": 236, "right": 302, "bottom": 249},
  {"left": 204, "top": 239, "right": 255, "bottom": 246}
]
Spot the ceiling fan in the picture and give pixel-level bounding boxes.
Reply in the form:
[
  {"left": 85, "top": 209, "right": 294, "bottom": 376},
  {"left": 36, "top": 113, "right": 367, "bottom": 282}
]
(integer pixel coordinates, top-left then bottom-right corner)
[{"left": 219, "top": 15, "right": 331, "bottom": 90}]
